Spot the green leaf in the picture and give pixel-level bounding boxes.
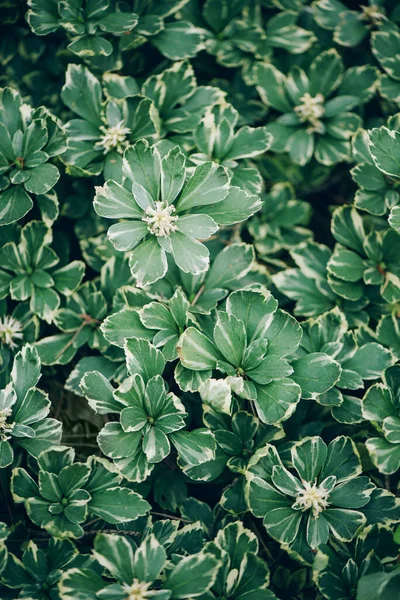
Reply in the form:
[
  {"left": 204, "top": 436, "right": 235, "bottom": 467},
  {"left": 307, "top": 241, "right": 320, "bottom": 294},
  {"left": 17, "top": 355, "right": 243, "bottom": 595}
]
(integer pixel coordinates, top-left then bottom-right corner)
[
  {"left": 292, "top": 437, "right": 327, "bottom": 482},
  {"left": 11, "top": 343, "right": 41, "bottom": 401},
  {"left": 254, "top": 379, "right": 301, "bottom": 425},
  {"left": 0, "top": 441, "right": 13, "bottom": 468},
  {"left": 52, "top": 261, "right": 85, "bottom": 295},
  {"left": 165, "top": 552, "right": 221, "bottom": 598},
  {"left": 98, "top": 422, "right": 138, "bottom": 459},
  {"left": 151, "top": 21, "right": 203, "bottom": 61},
  {"left": 59, "top": 568, "right": 104, "bottom": 600},
  {"left": 323, "top": 508, "right": 366, "bottom": 542},
  {"left": 362, "top": 488, "right": 400, "bottom": 525},
  {"left": 98, "top": 12, "right": 138, "bottom": 34},
  {"left": 329, "top": 477, "right": 373, "bottom": 508},
  {"left": 327, "top": 247, "right": 365, "bottom": 282},
  {"left": 94, "top": 180, "right": 143, "bottom": 219},
  {"left": 134, "top": 534, "right": 166, "bottom": 582},
  {"left": 247, "top": 355, "right": 293, "bottom": 384},
  {"left": 172, "top": 430, "right": 216, "bottom": 466},
  {"left": 161, "top": 145, "right": 186, "bottom": 204},
  {"left": 80, "top": 371, "right": 123, "bottom": 415},
  {"left": 67, "top": 34, "right": 113, "bottom": 58},
  {"left": 0, "top": 186, "right": 33, "bottom": 226},
  {"left": 320, "top": 436, "right": 361, "bottom": 483},
  {"left": 368, "top": 127, "right": 400, "bottom": 178},
  {"left": 389, "top": 206, "right": 400, "bottom": 233},
  {"left": 255, "top": 63, "right": 292, "bottom": 112},
  {"left": 170, "top": 231, "right": 210, "bottom": 275},
  {"left": 357, "top": 570, "right": 400, "bottom": 600},
  {"left": 365, "top": 437, "right": 400, "bottom": 475},
  {"left": 225, "top": 126, "right": 272, "bottom": 161},
  {"left": 143, "top": 427, "right": 170, "bottom": 463},
  {"left": 214, "top": 311, "right": 246, "bottom": 367},
  {"left": 124, "top": 338, "right": 165, "bottom": 381},
  {"left": 108, "top": 221, "right": 148, "bottom": 252},
  {"left": 309, "top": 49, "right": 344, "bottom": 97},
  {"left": 35, "top": 333, "right": 78, "bottom": 365},
  {"left": 123, "top": 140, "right": 161, "bottom": 201},
  {"left": 200, "top": 186, "right": 262, "bottom": 226},
  {"left": 92, "top": 533, "right": 135, "bottom": 583},
  {"left": 89, "top": 487, "right": 150, "bottom": 523},
  {"left": 24, "top": 163, "right": 59, "bottom": 195},
  {"left": 61, "top": 64, "right": 102, "bottom": 127},
  {"left": 345, "top": 343, "right": 394, "bottom": 379},
  {"left": 176, "top": 162, "right": 229, "bottom": 212},
  {"left": 129, "top": 237, "right": 167, "bottom": 287},
  {"left": 288, "top": 129, "right": 315, "bottom": 166},
  {"left": 291, "top": 353, "right": 341, "bottom": 398},
  {"left": 306, "top": 514, "right": 330, "bottom": 549},
  {"left": 205, "top": 243, "right": 254, "bottom": 290},
  {"left": 102, "top": 308, "right": 153, "bottom": 348},
  {"left": 178, "top": 327, "right": 219, "bottom": 370}
]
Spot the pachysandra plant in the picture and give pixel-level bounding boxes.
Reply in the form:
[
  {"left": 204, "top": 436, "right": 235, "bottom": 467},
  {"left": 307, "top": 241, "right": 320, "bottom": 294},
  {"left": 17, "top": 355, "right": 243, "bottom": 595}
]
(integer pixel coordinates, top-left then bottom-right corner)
[
  {"left": 0, "top": 344, "right": 61, "bottom": 468},
  {"left": 27, "top": 0, "right": 139, "bottom": 59},
  {"left": 94, "top": 139, "right": 261, "bottom": 286},
  {"left": 178, "top": 289, "right": 341, "bottom": 424},
  {"left": 141, "top": 60, "right": 225, "bottom": 138},
  {"left": 313, "top": 525, "right": 399, "bottom": 600},
  {"left": 188, "top": 100, "right": 272, "bottom": 194},
  {"left": 371, "top": 26, "right": 400, "bottom": 104},
  {"left": 0, "top": 221, "right": 85, "bottom": 322},
  {"left": 295, "top": 307, "right": 395, "bottom": 423},
  {"left": 272, "top": 240, "right": 371, "bottom": 326},
  {"left": 0, "top": 300, "right": 39, "bottom": 383},
  {"left": 313, "top": 0, "right": 392, "bottom": 47},
  {"left": 35, "top": 281, "right": 109, "bottom": 365},
  {"left": 0, "top": 87, "right": 67, "bottom": 226},
  {"left": 99, "top": 243, "right": 261, "bottom": 366},
  {"left": 362, "top": 365, "right": 400, "bottom": 475},
  {"left": 182, "top": 0, "right": 316, "bottom": 81},
  {"left": 60, "top": 531, "right": 221, "bottom": 599},
  {"left": 0, "top": 537, "right": 90, "bottom": 600},
  {"left": 61, "top": 64, "right": 159, "bottom": 180},
  {"left": 254, "top": 49, "right": 377, "bottom": 165},
  {"left": 351, "top": 118, "right": 400, "bottom": 225},
  {"left": 246, "top": 436, "right": 377, "bottom": 551},
  {"left": 193, "top": 404, "right": 284, "bottom": 500},
  {"left": 11, "top": 445, "right": 150, "bottom": 538},
  {"left": 327, "top": 206, "right": 400, "bottom": 305},
  {"left": 128, "top": 287, "right": 197, "bottom": 361},
  {"left": 204, "top": 521, "right": 278, "bottom": 600},
  {"left": 367, "top": 123, "right": 400, "bottom": 233},
  {"left": 81, "top": 337, "right": 215, "bottom": 482},
  {"left": 118, "top": 1, "right": 205, "bottom": 61}
]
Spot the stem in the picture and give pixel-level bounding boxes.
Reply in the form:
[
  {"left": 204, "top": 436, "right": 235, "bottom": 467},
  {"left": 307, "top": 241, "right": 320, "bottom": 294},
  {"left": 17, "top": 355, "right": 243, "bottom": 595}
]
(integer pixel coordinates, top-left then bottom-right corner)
[
  {"left": 151, "top": 511, "right": 191, "bottom": 523},
  {"left": 191, "top": 284, "right": 205, "bottom": 307},
  {"left": 249, "top": 517, "right": 273, "bottom": 561},
  {"left": 55, "top": 322, "right": 87, "bottom": 360},
  {"left": 249, "top": 400, "right": 258, "bottom": 418}
]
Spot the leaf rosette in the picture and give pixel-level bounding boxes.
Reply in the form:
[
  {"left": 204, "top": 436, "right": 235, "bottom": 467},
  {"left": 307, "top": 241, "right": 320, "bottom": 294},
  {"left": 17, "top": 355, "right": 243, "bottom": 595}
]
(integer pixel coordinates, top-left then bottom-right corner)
[{"left": 94, "top": 140, "right": 262, "bottom": 287}]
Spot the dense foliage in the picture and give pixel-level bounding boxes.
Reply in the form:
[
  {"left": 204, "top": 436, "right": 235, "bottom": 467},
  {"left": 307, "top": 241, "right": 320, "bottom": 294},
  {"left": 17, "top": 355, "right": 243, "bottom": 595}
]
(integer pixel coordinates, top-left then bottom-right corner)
[{"left": 1, "top": 1, "right": 400, "bottom": 598}]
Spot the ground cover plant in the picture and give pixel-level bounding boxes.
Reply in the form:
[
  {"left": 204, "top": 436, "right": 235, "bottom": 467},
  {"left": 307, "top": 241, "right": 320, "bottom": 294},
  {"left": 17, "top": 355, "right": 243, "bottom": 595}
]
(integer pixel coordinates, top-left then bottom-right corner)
[{"left": 1, "top": 0, "right": 400, "bottom": 598}]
